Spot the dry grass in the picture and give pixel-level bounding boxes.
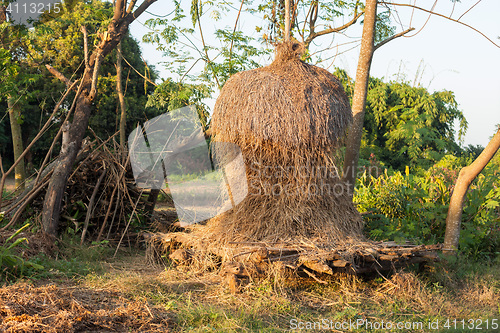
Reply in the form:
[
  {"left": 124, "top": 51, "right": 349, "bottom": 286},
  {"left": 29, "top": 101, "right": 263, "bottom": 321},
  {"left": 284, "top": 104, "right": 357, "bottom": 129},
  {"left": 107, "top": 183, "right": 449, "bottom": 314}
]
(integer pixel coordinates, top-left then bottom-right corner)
[
  {"left": 0, "top": 283, "right": 172, "bottom": 332},
  {"left": 1, "top": 252, "right": 499, "bottom": 332}
]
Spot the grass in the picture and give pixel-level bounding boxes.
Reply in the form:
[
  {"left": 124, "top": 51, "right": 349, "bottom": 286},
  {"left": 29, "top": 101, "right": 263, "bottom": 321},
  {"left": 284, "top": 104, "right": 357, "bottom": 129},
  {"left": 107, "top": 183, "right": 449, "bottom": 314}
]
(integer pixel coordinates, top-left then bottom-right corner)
[
  {"left": 79, "top": 252, "right": 499, "bottom": 332},
  {"left": 1, "top": 237, "right": 499, "bottom": 332}
]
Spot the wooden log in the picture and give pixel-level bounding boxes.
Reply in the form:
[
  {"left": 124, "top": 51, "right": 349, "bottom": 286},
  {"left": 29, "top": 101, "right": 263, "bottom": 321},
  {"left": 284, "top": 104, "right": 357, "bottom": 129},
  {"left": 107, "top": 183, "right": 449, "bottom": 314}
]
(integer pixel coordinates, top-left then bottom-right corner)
[
  {"left": 379, "top": 254, "right": 399, "bottom": 261},
  {"left": 299, "top": 257, "right": 333, "bottom": 275}
]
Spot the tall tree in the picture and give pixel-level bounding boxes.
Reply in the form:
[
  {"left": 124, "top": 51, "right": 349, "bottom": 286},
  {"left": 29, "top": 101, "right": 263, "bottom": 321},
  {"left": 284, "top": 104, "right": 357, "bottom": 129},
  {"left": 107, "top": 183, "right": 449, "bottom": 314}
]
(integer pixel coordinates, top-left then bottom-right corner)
[
  {"left": 0, "top": 8, "right": 38, "bottom": 191},
  {"left": 342, "top": 0, "right": 377, "bottom": 197},
  {"left": 444, "top": 128, "right": 500, "bottom": 253},
  {"left": 7, "top": 97, "right": 25, "bottom": 190},
  {"left": 42, "top": 0, "right": 157, "bottom": 236},
  {"left": 116, "top": 40, "right": 127, "bottom": 162}
]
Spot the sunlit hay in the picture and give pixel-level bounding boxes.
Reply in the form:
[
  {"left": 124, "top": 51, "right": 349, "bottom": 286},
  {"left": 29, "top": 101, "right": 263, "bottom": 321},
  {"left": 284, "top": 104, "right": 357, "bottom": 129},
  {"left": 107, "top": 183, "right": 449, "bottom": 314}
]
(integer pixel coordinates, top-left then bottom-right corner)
[
  {"left": 145, "top": 232, "right": 169, "bottom": 267},
  {"left": 376, "top": 271, "right": 430, "bottom": 309},
  {"left": 189, "top": 41, "right": 363, "bottom": 253},
  {"left": 462, "top": 276, "right": 499, "bottom": 308},
  {"left": 0, "top": 283, "right": 171, "bottom": 332},
  {"left": 333, "top": 272, "right": 363, "bottom": 295}
]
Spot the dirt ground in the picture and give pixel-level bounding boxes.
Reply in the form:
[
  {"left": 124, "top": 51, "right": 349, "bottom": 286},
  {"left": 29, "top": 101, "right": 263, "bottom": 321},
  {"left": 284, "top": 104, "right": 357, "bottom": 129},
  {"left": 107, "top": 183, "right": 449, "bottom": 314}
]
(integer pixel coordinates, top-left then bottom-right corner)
[
  {"left": 1, "top": 249, "right": 499, "bottom": 333},
  {"left": 3, "top": 178, "right": 15, "bottom": 192},
  {"left": 0, "top": 255, "right": 173, "bottom": 333}
]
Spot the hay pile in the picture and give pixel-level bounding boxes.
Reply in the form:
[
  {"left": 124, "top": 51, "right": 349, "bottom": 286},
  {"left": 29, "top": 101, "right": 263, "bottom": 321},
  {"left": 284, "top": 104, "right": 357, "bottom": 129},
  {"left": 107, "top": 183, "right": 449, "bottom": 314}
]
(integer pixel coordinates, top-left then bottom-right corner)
[{"left": 192, "top": 41, "right": 363, "bottom": 249}]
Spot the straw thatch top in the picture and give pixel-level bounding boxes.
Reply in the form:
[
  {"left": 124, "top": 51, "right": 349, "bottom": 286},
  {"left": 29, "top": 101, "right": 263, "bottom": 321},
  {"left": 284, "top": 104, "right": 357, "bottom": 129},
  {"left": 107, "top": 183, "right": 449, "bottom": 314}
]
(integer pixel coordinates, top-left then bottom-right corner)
[{"left": 211, "top": 41, "right": 352, "bottom": 149}]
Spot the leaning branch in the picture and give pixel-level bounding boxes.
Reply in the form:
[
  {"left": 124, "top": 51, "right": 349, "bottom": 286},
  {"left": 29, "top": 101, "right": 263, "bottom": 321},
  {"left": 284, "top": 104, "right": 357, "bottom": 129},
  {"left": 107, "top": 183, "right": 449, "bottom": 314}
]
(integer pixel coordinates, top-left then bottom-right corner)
[
  {"left": 374, "top": 27, "right": 415, "bottom": 51},
  {"left": 81, "top": 26, "right": 89, "bottom": 68},
  {"left": 45, "top": 64, "right": 75, "bottom": 87},
  {"left": 379, "top": 2, "right": 500, "bottom": 48},
  {"left": 118, "top": 49, "right": 157, "bottom": 86},
  {"left": 126, "top": 0, "right": 157, "bottom": 24},
  {"left": 127, "top": 0, "right": 138, "bottom": 14},
  {"left": 443, "top": 128, "right": 500, "bottom": 252}
]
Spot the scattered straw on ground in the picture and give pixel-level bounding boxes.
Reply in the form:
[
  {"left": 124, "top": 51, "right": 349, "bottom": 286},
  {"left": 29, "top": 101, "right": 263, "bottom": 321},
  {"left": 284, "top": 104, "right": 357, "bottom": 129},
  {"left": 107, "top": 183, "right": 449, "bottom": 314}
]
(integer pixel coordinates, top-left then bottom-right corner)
[{"left": 0, "top": 283, "right": 172, "bottom": 332}]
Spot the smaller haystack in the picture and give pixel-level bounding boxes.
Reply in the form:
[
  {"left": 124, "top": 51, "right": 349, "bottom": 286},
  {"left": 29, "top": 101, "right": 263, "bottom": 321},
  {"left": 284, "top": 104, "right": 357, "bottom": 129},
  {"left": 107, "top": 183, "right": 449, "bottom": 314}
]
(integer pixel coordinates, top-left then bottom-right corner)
[{"left": 191, "top": 41, "right": 364, "bottom": 249}]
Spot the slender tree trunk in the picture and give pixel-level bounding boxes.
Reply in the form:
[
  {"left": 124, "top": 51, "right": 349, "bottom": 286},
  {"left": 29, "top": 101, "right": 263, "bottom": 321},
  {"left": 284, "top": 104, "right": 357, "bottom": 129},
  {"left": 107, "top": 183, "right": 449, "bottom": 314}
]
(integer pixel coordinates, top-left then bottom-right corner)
[
  {"left": 116, "top": 41, "right": 127, "bottom": 162},
  {"left": 42, "top": 0, "right": 157, "bottom": 236},
  {"left": 443, "top": 128, "right": 500, "bottom": 253},
  {"left": 7, "top": 97, "right": 25, "bottom": 191},
  {"left": 342, "top": 0, "right": 378, "bottom": 198},
  {"left": 284, "top": 0, "right": 291, "bottom": 41}
]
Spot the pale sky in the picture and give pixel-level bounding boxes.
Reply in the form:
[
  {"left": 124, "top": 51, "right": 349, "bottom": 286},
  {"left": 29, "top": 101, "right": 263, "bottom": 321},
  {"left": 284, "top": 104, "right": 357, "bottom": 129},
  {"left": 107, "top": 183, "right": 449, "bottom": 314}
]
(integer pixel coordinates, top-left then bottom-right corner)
[{"left": 130, "top": 0, "right": 500, "bottom": 147}]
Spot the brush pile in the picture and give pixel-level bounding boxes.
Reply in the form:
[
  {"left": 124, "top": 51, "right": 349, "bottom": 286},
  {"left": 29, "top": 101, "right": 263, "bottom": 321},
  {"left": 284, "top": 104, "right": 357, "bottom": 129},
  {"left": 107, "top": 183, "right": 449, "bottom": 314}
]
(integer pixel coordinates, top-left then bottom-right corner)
[{"left": 2, "top": 137, "right": 156, "bottom": 244}]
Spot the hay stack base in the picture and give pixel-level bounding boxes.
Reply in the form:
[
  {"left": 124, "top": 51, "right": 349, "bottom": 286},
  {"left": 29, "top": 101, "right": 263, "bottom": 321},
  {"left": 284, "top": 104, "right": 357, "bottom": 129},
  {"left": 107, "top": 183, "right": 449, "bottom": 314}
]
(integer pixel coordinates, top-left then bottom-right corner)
[{"left": 147, "top": 231, "right": 442, "bottom": 292}]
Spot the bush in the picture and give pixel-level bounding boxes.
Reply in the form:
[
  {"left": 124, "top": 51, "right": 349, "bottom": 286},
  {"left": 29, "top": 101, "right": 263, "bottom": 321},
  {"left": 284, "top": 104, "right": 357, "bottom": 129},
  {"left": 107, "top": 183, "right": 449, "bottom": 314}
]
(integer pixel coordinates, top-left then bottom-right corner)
[
  {"left": 355, "top": 155, "right": 500, "bottom": 257},
  {"left": 0, "top": 224, "right": 44, "bottom": 281}
]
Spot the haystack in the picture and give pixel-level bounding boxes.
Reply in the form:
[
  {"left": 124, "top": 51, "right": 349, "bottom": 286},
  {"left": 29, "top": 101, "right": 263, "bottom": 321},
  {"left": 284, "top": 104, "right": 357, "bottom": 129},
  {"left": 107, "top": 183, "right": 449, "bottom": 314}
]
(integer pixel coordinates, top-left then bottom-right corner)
[{"left": 191, "top": 41, "right": 364, "bottom": 248}]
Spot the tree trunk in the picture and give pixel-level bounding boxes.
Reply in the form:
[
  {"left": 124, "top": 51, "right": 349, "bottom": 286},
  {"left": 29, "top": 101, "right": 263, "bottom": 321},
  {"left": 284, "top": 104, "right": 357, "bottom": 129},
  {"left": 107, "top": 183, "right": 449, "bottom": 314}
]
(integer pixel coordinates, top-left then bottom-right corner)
[
  {"left": 116, "top": 41, "right": 127, "bottom": 162},
  {"left": 7, "top": 97, "right": 25, "bottom": 191},
  {"left": 342, "top": 0, "right": 378, "bottom": 198},
  {"left": 284, "top": 0, "right": 291, "bottom": 41},
  {"left": 443, "top": 128, "right": 500, "bottom": 253},
  {"left": 42, "top": 0, "right": 157, "bottom": 236},
  {"left": 42, "top": 93, "right": 93, "bottom": 235}
]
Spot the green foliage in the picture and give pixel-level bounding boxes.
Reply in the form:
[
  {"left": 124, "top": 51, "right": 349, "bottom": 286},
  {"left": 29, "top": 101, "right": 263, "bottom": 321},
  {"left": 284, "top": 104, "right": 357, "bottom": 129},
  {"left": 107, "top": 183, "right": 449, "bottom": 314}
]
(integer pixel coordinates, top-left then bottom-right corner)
[
  {"left": 356, "top": 168, "right": 449, "bottom": 245},
  {"left": 0, "top": 224, "right": 44, "bottom": 281},
  {"left": 146, "top": 79, "right": 211, "bottom": 127},
  {"left": 355, "top": 154, "right": 500, "bottom": 257},
  {"left": 30, "top": 234, "right": 111, "bottom": 280},
  {"left": 334, "top": 69, "right": 468, "bottom": 170},
  {"left": 1, "top": 0, "right": 160, "bottom": 166},
  {"left": 204, "top": 29, "right": 265, "bottom": 85},
  {"left": 142, "top": 0, "right": 270, "bottom": 88}
]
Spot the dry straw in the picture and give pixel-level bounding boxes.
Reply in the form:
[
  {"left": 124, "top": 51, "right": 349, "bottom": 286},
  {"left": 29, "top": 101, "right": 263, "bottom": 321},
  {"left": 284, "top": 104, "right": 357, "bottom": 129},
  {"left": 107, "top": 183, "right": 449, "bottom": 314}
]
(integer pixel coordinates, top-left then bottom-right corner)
[{"left": 190, "top": 41, "right": 364, "bottom": 254}]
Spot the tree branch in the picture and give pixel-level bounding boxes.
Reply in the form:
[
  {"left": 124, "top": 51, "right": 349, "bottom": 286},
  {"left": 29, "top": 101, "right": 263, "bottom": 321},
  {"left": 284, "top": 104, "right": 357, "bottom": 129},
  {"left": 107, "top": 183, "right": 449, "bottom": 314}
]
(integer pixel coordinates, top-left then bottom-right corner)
[
  {"left": 126, "top": 0, "right": 138, "bottom": 14},
  {"left": 305, "top": 11, "right": 363, "bottom": 48},
  {"left": 228, "top": 0, "right": 245, "bottom": 73},
  {"left": 88, "top": 52, "right": 103, "bottom": 100},
  {"left": 0, "top": 80, "right": 79, "bottom": 210},
  {"left": 379, "top": 2, "right": 500, "bottom": 48},
  {"left": 113, "top": 0, "right": 126, "bottom": 21},
  {"left": 126, "top": 0, "right": 157, "bottom": 25},
  {"left": 45, "top": 64, "right": 75, "bottom": 88},
  {"left": 374, "top": 27, "right": 415, "bottom": 51},
  {"left": 119, "top": 49, "right": 157, "bottom": 86},
  {"left": 80, "top": 25, "right": 89, "bottom": 68},
  {"left": 309, "top": 0, "right": 318, "bottom": 37},
  {"left": 284, "top": 0, "right": 291, "bottom": 41},
  {"left": 443, "top": 128, "right": 500, "bottom": 252}
]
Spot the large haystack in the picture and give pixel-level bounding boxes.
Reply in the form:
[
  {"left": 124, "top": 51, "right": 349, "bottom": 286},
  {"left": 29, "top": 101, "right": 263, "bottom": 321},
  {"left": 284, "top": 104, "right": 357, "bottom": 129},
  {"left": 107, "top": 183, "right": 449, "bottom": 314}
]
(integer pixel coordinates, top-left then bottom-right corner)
[{"left": 195, "top": 41, "right": 363, "bottom": 247}]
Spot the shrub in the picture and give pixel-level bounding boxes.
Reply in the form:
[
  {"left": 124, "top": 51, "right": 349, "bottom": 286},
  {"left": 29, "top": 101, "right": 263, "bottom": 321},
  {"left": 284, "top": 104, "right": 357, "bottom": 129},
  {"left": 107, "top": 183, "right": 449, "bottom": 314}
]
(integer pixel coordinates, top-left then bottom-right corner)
[
  {"left": 0, "top": 224, "right": 44, "bottom": 281},
  {"left": 355, "top": 156, "right": 500, "bottom": 257}
]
